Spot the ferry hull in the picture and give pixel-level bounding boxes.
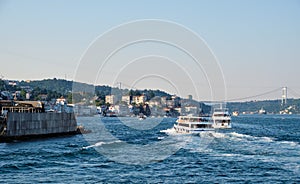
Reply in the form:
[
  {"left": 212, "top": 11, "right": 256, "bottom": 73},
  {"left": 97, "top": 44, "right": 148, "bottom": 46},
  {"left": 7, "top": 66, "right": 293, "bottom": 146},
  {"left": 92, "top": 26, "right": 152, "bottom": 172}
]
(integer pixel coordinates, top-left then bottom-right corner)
[
  {"left": 213, "top": 123, "right": 232, "bottom": 129},
  {"left": 174, "top": 124, "right": 214, "bottom": 135}
]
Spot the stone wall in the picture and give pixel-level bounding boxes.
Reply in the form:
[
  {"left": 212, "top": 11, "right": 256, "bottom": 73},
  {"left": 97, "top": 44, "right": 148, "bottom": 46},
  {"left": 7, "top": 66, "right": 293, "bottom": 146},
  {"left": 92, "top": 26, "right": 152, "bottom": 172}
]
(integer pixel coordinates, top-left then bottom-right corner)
[{"left": 6, "top": 112, "right": 77, "bottom": 136}]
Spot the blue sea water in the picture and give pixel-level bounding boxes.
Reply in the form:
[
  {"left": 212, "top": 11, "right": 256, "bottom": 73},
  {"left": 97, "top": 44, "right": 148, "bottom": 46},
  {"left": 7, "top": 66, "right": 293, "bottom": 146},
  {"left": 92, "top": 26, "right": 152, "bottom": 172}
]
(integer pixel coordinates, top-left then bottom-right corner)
[{"left": 1, "top": 115, "right": 300, "bottom": 183}]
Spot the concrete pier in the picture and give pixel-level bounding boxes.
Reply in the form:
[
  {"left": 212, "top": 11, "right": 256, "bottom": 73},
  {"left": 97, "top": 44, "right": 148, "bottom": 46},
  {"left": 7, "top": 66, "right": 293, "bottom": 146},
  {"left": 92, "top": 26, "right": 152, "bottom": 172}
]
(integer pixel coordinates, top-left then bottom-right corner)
[{"left": 5, "top": 112, "right": 77, "bottom": 137}]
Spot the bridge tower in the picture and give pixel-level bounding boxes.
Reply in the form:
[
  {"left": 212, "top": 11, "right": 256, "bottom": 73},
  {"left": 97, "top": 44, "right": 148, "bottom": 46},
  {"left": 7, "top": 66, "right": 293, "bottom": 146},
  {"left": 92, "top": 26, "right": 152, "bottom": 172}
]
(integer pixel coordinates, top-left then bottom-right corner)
[{"left": 281, "top": 87, "right": 287, "bottom": 106}]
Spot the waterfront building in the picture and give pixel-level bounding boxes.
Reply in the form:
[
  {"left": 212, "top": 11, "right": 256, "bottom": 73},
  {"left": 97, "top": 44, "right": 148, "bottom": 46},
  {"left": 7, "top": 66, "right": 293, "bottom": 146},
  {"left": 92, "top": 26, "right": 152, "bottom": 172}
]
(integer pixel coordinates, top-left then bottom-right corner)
[
  {"left": 132, "top": 95, "right": 146, "bottom": 104},
  {"left": 121, "top": 95, "right": 131, "bottom": 105},
  {"left": 105, "top": 95, "right": 119, "bottom": 105}
]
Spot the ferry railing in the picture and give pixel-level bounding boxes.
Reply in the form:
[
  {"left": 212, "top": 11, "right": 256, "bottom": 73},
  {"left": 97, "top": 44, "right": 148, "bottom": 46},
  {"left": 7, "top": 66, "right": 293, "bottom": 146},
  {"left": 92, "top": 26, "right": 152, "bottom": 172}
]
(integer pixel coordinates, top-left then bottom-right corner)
[{"left": 1, "top": 106, "right": 42, "bottom": 113}]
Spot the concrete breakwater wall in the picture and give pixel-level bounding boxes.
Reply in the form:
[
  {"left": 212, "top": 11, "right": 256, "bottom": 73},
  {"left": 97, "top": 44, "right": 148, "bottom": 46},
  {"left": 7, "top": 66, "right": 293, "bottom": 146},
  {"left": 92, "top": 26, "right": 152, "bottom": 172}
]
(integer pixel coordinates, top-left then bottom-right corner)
[{"left": 6, "top": 112, "right": 77, "bottom": 136}]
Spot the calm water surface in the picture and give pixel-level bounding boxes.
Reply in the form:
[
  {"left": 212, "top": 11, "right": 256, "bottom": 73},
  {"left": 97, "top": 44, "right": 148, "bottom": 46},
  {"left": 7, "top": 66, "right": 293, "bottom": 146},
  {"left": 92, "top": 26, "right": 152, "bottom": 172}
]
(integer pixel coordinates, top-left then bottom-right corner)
[{"left": 1, "top": 115, "right": 300, "bottom": 183}]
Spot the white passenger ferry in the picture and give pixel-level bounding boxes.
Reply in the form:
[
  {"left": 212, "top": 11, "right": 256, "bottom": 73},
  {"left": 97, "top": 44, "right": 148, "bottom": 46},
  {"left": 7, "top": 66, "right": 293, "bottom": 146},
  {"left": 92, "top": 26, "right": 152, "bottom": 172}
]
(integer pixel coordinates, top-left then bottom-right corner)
[
  {"left": 174, "top": 115, "right": 214, "bottom": 134},
  {"left": 212, "top": 108, "right": 231, "bottom": 129}
]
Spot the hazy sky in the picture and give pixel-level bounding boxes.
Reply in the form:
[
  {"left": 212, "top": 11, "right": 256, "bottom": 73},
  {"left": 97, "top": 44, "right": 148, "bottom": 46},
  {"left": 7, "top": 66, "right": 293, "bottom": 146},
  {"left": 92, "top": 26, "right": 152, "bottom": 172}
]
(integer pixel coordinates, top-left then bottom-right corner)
[{"left": 0, "top": 0, "right": 299, "bottom": 101}]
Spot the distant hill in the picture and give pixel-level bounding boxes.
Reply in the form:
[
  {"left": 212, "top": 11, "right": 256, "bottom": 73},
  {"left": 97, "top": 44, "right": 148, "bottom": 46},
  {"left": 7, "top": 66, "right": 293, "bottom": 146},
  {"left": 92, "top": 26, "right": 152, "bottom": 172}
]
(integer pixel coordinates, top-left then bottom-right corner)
[
  {"left": 11, "top": 78, "right": 300, "bottom": 114},
  {"left": 20, "top": 78, "right": 172, "bottom": 98},
  {"left": 16, "top": 78, "right": 174, "bottom": 103},
  {"left": 20, "top": 78, "right": 73, "bottom": 94},
  {"left": 227, "top": 99, "right": 300, "bottom": 114}
]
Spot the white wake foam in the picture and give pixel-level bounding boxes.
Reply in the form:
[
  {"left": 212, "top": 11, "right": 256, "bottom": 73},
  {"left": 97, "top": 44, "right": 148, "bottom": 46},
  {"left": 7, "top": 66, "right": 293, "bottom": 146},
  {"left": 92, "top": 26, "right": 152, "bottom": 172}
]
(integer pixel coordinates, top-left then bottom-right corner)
[
  {"left": 82, "top": 140, "right": 122, "bottom": 149},
  {"left": 229, "top": 132, "right": 253, "bottom": 138},
  {"left": 227, "top": 132, "right": 275, "bottom": 143},
  {"left": 279, "top": 141, "right": 298, "bottom": 147},
  {"left": 160, "top": 128, "right": 178, "bottom": 135},
  {"left": 210, "top": 132, "right": 228, "bottom": 139}
]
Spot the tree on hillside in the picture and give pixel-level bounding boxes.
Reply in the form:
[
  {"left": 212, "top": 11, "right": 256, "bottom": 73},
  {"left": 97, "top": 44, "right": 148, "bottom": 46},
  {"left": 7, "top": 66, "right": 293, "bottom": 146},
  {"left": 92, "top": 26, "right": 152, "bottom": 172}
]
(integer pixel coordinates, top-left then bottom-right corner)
[{"left": 20, "top": 89, "right": 26, "bottom": 100}]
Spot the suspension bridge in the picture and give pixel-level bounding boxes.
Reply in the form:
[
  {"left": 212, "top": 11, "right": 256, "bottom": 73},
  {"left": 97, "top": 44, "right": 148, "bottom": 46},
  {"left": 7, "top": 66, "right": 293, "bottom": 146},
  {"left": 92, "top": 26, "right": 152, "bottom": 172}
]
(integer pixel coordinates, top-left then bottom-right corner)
[
  {"left": 225, "top": 87, "right": 300, "bottom": 104},
  {"left": 113, "top": 82, "right": 300, "bottom": 104}
]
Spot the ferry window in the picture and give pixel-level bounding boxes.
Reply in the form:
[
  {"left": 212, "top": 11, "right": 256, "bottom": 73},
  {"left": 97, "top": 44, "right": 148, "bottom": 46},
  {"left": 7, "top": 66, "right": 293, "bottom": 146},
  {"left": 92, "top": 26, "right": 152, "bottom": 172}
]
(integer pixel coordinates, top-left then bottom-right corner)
[
  {"left": 196, "top": 124, "right": 212, "bottom": 128},
  {"left": 179, "top": 123, "right": 189, "bottom": 127}
]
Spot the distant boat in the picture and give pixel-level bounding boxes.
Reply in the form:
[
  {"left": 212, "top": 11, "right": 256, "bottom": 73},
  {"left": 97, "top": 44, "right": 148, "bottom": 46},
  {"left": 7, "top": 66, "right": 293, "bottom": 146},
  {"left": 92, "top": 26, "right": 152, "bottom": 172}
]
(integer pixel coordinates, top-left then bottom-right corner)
[
  {"left": 138, "top": 113, "right": 146, "bottom": 120},
  {"left": 106, "top": 111, "right": 117, "bottom": 117},
  {"left": 232, "top": 111, "right": 239, "bottom": 116},
  {"left": 258, "top": 108, "right": 266, "bottom": 114}
]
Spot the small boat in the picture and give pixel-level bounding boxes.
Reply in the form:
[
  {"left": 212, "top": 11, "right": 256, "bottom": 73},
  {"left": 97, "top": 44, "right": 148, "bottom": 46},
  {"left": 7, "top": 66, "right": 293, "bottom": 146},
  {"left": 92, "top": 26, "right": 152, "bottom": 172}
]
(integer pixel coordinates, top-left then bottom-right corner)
[
  {"left": 212, "top": 108, "right": 231, "bottom": 129},
  {"left": 232, "top": 111, "right": 239, "bottom": 116},
  {"left": 138, "top": 113, "right": 146, "bottom": 120},
  {"left": 258, "top": 107, "right": 266, "bottom": 114},
  {"left": 106, "top": 111, "right": 117, "bottom": 117},
  {"left": 174, "top": 115, "right": 214, "bottom": 134}
]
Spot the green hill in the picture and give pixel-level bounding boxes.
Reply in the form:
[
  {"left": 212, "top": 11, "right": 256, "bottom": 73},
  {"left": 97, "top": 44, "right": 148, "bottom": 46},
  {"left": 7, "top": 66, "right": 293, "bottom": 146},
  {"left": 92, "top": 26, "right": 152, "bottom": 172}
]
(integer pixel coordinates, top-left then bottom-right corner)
[{"left": 227, "top": 99, "right": 300, "bottom": 114}]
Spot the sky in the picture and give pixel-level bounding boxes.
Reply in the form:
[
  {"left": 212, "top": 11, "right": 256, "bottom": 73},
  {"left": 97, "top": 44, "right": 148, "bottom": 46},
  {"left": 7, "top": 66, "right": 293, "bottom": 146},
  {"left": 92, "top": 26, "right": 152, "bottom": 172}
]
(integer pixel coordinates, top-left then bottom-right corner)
[{"left": 0, "top": 0, "right": 300, "bottom": 101}]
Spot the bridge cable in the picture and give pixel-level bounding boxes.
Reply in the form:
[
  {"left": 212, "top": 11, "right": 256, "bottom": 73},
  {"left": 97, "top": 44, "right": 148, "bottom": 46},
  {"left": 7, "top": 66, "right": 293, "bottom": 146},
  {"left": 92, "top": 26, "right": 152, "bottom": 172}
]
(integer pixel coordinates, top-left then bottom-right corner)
[{"left": 225, "top": 87, "right": 282, "bottom": 102}]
